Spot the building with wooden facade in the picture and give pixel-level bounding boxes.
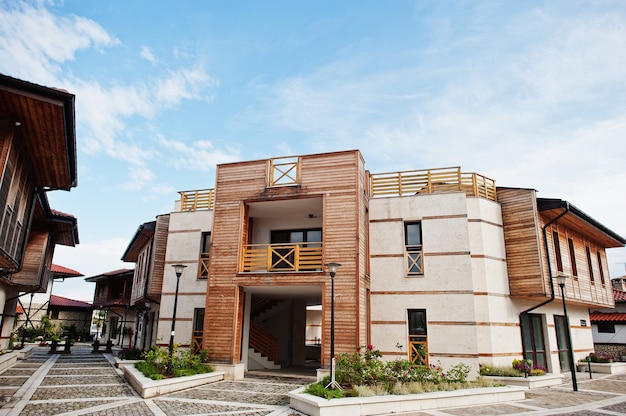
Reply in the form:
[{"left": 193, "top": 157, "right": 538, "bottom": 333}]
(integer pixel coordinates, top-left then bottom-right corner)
[
  {"left": 0, "top": 75, "right": 79, "bottom": 349},
  {"left": 123, "top": 149, "right": 624, "bottom": 378},
  {"left": 85, "top": 269, "right": 135, "bottom": 346}
]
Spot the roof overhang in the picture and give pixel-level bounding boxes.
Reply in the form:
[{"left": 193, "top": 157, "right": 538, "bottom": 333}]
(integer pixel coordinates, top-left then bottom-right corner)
[
  {"left": 537, "top": 198, "right": 626, "bottom": 247},
  {"left": 0, "top": 74, "right": 77, "bottom": 190}
]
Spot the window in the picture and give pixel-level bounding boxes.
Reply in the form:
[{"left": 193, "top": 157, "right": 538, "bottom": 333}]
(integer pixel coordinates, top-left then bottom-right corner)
[
  {"left": 192, "top": 308, "right": 205, "bottom": 353},
  {"left": 405, "top": 222, "right": 423, "bottom": 275},
  {"left": 567, "top": 238, "right": 577, "bottom": 277},
  {"left": 586, "top": 246, "right": 594, "bottom": 283},
  {"left": 50, "top": 310, "right": 59, "bottom": 319},
  {"left": 597, "top": 322, "right": 615, "bottom": 333},
  {"left": 596, "top": 252, "right": 605, "bottom": 285},
  {"left": 520, "top": 313, "right": 547, "bottom": 370},
  {"left": 407, "top": 309, "right": 427, "bottom": 364},
  {"left": 198, "top": 232, "right": 211, "bottom": 279},
  {"left": 552, "top": 231, "right": 563, "bottom": 273}
]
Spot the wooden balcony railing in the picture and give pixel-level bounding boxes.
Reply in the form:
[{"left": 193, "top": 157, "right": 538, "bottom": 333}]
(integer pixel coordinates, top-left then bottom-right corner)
[
  {"left": 408, "top": 335, "right": 428, "bottom": 365},
  {"left": 178, "top": 189, "right": 215, "bottom": 211},
  {"left": 240, "top": 242, "right": 323, "bottom": 272},
  {"left": 249, "top": 321, "right": 279, "bottom": 364},
  {"left": 370, "top": 167, "right": 496, "bottom": 202},
  {"left": 269, "top": 156, "right": 299, "bottom": 186}
]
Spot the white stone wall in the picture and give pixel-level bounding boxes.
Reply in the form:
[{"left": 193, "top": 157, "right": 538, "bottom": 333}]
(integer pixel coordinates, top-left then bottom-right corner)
[
  {"left": 156, "top": 209, "right": 212, "bottom": 348},
  {"left": 369, "top": 192, "right": 519, "bottom": 375}
]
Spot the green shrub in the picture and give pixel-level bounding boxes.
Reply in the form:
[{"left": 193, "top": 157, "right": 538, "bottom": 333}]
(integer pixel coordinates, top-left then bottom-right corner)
[
  {"left": 134, "top": 345, "right": 213, "bottom": 379},
  {"left": 304, "top": 381, "right": 345, "bottom": 399}
]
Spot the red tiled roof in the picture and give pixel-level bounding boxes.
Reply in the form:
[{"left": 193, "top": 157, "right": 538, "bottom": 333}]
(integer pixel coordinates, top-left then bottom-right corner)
[
  {"left": 16, "top": 304, "right": 24, "bottom": 314},
  {"left": 50, "top": 209, "right": 75, "bottom": 218},
  {"left": 589, "top": 312, "right": 626, "bottom": 323},
  {"left": 615, "top": 289, "right": 626, "bottom": 302},
  {"left": 49, "top": 294, "right": 93, "bottom": 309},
  {"left": 50, "top": 264, "right": 83, "bottom": 277}
]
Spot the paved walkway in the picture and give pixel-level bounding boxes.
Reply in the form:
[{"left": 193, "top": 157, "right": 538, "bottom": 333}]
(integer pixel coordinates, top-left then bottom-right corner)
[{"left": 0, "top": 344, "right": 625, "bottom": 415}]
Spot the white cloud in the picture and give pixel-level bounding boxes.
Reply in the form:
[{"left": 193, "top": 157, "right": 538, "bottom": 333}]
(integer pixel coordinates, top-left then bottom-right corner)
[
  {"left": 120, "top": 166, "right": 156, "bottom": 191},
  {"left": 158, "top": 135, "right": 241, "bottom": 171},
  {"left": 140, "top": 46, "right": 157, "bottom": 63},
  {"left": 0, "top": 2, "right": 118, "bottom": 84}
]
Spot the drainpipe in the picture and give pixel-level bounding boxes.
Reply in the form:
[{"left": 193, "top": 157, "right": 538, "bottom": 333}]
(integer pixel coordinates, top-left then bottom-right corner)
[{"left": 520, "top": 202, "right": 570, "bottom": 315}]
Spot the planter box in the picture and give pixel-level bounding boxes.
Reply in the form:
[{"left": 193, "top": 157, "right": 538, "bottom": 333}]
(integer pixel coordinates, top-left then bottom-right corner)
[
  {"left": 122, "top": 364, "right": 224, "bottom": 398},
  {"left": 0, "top": 352, "right": 17, "bottom": 373},
  {"left": 482, "top": 373, "right": 563, "bottom": 388},
  {"left": 289, "top": 385, "right": 526, "bottom": 416},
  {"left": 577, "top": 362, "right": 626, "bottom": 375},
  {"left": 113, "top": 357, "right": 142, "bottom": 368}
]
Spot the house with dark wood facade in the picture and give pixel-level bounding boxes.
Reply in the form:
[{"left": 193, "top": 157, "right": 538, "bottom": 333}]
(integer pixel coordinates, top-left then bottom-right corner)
[
  {"left": 85, "top": 269, "right": 134, "bottom": 346},
  {"left": 0, "top": 75, "right": 79, "bottom": 349}
]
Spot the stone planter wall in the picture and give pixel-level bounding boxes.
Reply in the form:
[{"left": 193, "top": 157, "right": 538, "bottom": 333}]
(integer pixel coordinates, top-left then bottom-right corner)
[
  {"left": 594, "top": 343, "right": 626, "bottom": 361},
  {"left": 289, "top": 386, "right": 526, "bottom": 416},
  {"left": 576, "top": 362, "right": 626, "bottom": 375},
  {"left": 121, "top": 363, "right": 224, "bottom": 398},
  {"left": 481, "top": 373, "right": 563, "bottom": 388}
]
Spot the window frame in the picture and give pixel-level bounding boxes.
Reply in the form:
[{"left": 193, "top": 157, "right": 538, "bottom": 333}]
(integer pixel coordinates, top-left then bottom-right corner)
[
  {"left": 552, "top": 231, "right": 563, "bottom": 273},
  {"left": 567, "top": 238, "right": 577, "bottom": 278},
  {"left": 585, "top": 246, "right": 595, "bottom": 284},
  {"left": 404, "top": 221, "right": 423, "bottom": 276}
]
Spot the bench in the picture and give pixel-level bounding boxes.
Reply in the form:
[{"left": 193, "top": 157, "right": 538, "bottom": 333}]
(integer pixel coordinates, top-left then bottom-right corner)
[{"left": 92, "top": 339, "right": 114, "bottom": 353}]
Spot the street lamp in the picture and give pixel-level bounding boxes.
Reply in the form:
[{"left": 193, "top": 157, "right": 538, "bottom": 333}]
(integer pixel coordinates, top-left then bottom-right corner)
[
  {"left": 556, "top": 272, "right": 578, "bottom": 392},
  {"left": 167, "top": 264, "right": 187, "bottom": 376},
  {"left": 325, "top": 262, "right": 342, "bottom": 390}
]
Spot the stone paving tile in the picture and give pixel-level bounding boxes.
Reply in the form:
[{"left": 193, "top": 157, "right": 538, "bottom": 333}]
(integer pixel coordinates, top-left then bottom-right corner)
[
  {"left": 20, "top": 399, "right": 119, "bottom": 416},
  {"left": 154, "top": 399, "right": 272, "bottom": 415},
  {"left": 577, "top": 379, "right": 626, "bottom": 394},
  {"left": 438, "top": 403, "right": 534, "bottom": 415},
  {"left": 47, "top": 368, "right": 115, "bottom": 375},
  {"left": 79, "top": 401, "right": 172, "bottom": 416},
  {"left": 40, "top": 376, "right": 126, "bottom": 386},
  {"left": 602, "top": 400, "right": 626, "bottom": 413},
  {"left": 170, "top": 388, "right": 290, "bottom": 406},
  {"left": 523, "top": 388, "right": 615, "bottom": 409},
  {"left": 0, "top": 377, "right": 28, "bottom": 386},
  {"left": 30, "top": 385, "right": 135, "bottom": 400},
  {"left": 0, "top": 369, "right": 36, "bottom": 376}
]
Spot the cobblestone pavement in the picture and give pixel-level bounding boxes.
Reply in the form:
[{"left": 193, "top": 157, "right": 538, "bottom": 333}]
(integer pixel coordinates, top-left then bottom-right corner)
[{"left": 1, "top": 345, "right": 625, "bottom": 416}]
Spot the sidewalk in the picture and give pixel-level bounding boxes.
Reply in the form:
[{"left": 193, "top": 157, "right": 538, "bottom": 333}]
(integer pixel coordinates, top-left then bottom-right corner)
[
  {"left": 0, "top": 343, "right": 312, "bottom": 416},
  {"left": 0, "top": 344, "right": 624, "bottom": 416}
]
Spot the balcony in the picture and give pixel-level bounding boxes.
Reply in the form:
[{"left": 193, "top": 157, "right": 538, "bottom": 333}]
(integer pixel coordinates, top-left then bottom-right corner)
[
  {"left": 370, "top": 167, "right": 496, "bottom": 201},
  {"left": 240, "top": 242, "right": 323, "bottom": 273},
  {"left": 178, "top": 189, "right": 215, "bottom": 211}
]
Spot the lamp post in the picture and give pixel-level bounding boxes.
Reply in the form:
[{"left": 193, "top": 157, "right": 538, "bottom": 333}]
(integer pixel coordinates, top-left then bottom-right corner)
[
  {"left": 556, "top": 272, "right": 578, "bottom": 392},
  {"left": 325, "top": 262, "right": 342, "bottom": 390},
  {"left": 167, "top": 264, "right": 187, "bottom": 376}
]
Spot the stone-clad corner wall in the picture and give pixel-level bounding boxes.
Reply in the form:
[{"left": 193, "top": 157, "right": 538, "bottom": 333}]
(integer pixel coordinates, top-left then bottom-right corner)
[{"left": 594, "top": 343, "right": 626, "bottom": 361}]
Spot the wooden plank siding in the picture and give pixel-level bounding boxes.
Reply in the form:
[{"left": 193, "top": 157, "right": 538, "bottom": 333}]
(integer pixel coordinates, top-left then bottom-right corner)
[
  {"left": 9, "top": 229, "right": 51, "bottom": 290},
  {"left": 541, "top": 217, "right": 613, "bottom": 308},
  {"left": 498, "top": 187, "right": 615, "bottom": 308},
  {"left": 204, "top": 150, "right": 369, "bottom": 366},
  {"left": 148, "top": 215, "right": 169, "bottom": 299},
  {"left": 498, "top": 188, "right": 546, "bottom": 297}
]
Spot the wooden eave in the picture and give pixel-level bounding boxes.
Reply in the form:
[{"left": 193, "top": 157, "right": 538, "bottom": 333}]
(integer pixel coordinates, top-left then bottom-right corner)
[
  {"left": 85, "top": 268, "right": 134, "bottom": 283},
  {"left": 121, "top": 221, "right": 156, "bottom": 262},
  {"left": 31, "top": 192, "right": 79, "bottom": 246},
  {"left": 538, "top": 198, "right": 626, "bottom": 248},
  {"left": 0, "top": 74, "right": 77, "bottom": 190}
]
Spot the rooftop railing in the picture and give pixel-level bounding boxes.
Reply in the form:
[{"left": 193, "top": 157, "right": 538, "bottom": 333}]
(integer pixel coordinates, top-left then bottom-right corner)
[
  {"left": 178, "top": 189, "right": 215, "bottom": 211},
  {"left": 370, "top": 166, "right": 496, "bottom": 201}
]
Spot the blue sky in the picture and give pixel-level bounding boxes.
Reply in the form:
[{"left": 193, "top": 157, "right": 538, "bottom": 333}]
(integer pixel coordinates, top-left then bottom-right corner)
[{"left": 1, "top": 0, "right": 625, "bottom": 301}]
